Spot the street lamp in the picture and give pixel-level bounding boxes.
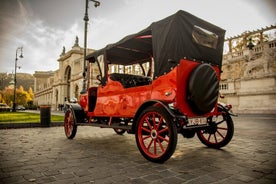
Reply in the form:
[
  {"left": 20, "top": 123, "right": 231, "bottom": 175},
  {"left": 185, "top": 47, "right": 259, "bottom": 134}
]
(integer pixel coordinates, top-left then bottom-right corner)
[
  {"left": 12, "top": 47, "right": 23, "bottom": 112},
  {"left": 81, "top": 0, "right": 100, "bottom": 94}
]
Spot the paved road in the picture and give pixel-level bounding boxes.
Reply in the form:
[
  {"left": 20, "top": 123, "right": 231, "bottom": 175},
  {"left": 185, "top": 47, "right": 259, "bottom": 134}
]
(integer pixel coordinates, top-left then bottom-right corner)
[{"left": 0, "top": 115, "right": 275, "bottom": 184}]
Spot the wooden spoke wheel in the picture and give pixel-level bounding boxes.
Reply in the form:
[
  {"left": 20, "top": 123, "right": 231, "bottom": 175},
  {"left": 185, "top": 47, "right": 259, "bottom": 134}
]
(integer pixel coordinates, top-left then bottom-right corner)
[
  {"left": 64, "top": 108, "right": 77, "bottom": 139},
  {"left": 135, "top": 106, "right": 177, "bottom": 163},
  {"left": 197, "top": 112, "right": 234, "bottom": 149}
]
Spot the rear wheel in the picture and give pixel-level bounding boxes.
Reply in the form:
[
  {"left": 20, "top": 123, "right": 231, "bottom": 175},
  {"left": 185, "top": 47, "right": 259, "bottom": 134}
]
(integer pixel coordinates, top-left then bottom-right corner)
[
  {"left": 64, "top": 108, "right": 77, "bottom": 139},
  {"left": 197, "top": 112, "right": 234, "bottom": 149},
  {"left": 135, "top": 106, "right": 177, "bottom": 163}
]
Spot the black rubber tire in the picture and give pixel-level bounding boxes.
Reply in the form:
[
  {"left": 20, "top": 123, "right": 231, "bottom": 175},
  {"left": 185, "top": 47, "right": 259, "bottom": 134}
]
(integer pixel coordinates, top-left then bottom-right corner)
[
  {"left": 187, "top": 63, "right": 219, "bottom": 115},
  {"left": 197, "top": 112, "right": 234, "bottom": 149},
  {"left": 135, "top": 106, "right": 177, "bottom": 163},
  {"left": 64, "top": 108, "right": 78, "bottom": 139}
]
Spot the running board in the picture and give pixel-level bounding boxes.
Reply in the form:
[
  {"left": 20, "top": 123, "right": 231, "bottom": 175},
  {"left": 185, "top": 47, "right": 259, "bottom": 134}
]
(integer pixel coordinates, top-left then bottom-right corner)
[{"left": 76, "top": 123, "right": 132, "bottom": 130}]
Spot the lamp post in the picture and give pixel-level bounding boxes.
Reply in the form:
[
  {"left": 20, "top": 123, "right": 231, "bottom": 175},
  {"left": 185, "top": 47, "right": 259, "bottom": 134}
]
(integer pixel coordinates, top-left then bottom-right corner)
[
  {"left": 81, "top": 0, "right": 100, "bottom": 94},
  {"left": 12, "top": 47, "right": 23, "bottom": 112}
]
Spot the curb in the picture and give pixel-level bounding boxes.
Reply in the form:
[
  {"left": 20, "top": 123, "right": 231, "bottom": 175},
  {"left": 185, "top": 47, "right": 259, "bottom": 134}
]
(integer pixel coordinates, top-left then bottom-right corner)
[{"left": 0, "top": 122, "right": 64, "bottom": 129}]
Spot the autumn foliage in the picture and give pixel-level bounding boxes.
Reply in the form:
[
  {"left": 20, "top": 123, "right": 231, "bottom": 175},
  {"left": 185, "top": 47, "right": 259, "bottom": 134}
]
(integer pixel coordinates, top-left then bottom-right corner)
[{"left": 0, "top": 86, "right": 34, "bottom": 108}]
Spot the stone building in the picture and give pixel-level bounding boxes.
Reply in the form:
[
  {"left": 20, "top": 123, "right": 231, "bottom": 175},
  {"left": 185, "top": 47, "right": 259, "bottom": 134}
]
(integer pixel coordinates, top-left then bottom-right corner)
[
  {"left": 33, "top": 37, "right": 94, "bottom": 110},
  {"left": 33, "top": 71, "right": 54, "bottom": 106},
  {"left": 220, "top": 25, "right": 276, "bottom": 114},
  {"left": 34, "top": 26, "right": 276, "bottom": 114}
]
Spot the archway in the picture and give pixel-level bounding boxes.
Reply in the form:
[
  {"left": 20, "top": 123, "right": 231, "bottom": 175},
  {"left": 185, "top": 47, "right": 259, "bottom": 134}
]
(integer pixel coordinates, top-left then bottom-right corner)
[{"left": 64, "top": 66, "right": 71, "bottom": 101}]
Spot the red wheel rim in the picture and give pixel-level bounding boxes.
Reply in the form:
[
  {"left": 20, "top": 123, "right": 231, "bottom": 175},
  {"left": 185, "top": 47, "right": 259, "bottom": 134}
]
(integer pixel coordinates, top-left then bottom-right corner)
[
  {"left": 198, "top": 116, "right": 229, "bottom": 145},
  {"left": 137, "top": 112, "right": 171, "bottom": 158},
  {"left": 64, "top": 110, "right": 74, "bottom": 137}
]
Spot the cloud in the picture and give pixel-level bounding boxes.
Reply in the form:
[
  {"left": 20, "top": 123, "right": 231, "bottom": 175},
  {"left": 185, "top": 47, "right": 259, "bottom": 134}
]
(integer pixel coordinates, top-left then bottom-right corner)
[
  {"left": 0, "top": 0, "right": 30, "bottom": 73},
  {"left": 18, "top": 20, "right": 84, "bottom": 73},
  {"left": 0, "top": 16, "right": 84, "bottom": 74},
  {"left": 0, "top": 0, "right": 85, "bottom": 74},
  {"left": 1, "top": 0, "right": 275, "bottom": 75}
]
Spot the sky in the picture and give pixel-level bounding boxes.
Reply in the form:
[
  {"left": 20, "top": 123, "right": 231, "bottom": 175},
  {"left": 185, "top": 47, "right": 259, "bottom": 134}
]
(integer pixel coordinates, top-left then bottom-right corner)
[{"left": 0, "top": 0, "right": 275, "bottom": 74}]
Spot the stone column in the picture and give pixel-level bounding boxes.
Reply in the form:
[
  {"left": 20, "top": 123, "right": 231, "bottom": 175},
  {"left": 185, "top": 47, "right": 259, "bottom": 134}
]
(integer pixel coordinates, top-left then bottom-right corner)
[{"left": 228, "top": 39, "right": 232, "bottom": 53}]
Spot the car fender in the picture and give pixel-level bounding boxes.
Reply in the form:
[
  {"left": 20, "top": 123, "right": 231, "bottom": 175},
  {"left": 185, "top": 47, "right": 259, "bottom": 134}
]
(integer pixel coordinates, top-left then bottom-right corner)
[
  {"left": 218, "top": 102, "right": 237, "bottom": 117},
  {"left": 66, "top": 103, "right": 85, "bottom": 124},
  {"left": 131, "top": 100, "right": 176, "bottom": 133}
]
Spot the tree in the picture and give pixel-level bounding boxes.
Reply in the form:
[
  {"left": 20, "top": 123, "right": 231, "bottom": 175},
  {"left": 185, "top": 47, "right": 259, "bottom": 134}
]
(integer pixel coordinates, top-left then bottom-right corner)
[
  {"left": 16, "top": 86, "right": 28, "bottom": 106},
  {"left": 0, "top": 86, "right": 34, "bottom": 108},
  {"left": 26, "top": 87, "right": 34, "bottom": 108},
  {"left": 0, "top": 93, "right": 5, "bottom": 103},
  {"left": 1, "top": 88, "right": 14, "bottom": 107},
  {"left": 27, "top": 87, "right": 34, "bottom": 101}
]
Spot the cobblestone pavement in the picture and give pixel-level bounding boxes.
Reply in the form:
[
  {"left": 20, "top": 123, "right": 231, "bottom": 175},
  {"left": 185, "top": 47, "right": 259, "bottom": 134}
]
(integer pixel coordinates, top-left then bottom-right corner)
[{"left": 0, "top": 115, "right": 275, "bottom": 184}]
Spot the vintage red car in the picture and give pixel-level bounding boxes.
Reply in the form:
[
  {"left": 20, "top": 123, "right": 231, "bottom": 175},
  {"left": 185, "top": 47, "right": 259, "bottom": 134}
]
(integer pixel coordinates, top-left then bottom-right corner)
[{"left": 64, "top": 10, "right": 235, "bottom": 163}]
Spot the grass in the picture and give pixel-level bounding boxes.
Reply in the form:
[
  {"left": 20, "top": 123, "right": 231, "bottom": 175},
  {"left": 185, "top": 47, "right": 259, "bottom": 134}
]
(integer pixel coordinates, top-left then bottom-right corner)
[{"left": 0, "top": 112, "right": 64, "bottom": 123}]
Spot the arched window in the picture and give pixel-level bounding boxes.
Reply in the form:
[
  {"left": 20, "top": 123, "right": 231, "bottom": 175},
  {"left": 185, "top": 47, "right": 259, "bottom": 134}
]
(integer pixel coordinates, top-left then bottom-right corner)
[{"left": 64, "top": 66, "right": 71, "bottom": 100}]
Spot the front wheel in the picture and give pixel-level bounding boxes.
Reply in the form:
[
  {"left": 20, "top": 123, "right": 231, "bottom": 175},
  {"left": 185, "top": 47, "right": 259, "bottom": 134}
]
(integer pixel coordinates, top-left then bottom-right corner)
[
  {"left": 135, "top": 106, "right": 177, "bottom": 163},
  {"left": 64, "top": 108, "right": 78, "bottom": 139},
  {"left": 197, "top": 112, "right": 234, "bottom": 149}
]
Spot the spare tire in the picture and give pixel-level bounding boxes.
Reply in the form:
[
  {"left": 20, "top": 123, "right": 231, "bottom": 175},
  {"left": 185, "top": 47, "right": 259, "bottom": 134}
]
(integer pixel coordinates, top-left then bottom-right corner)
[{"left": 187, "top": 63, "right": 219, "bottom": 115}]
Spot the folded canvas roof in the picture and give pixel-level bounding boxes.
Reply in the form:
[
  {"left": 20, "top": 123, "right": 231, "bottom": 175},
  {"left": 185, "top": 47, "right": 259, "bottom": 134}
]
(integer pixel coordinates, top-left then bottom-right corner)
[{"left": 87, "top": 10, "right": 225, "bottom": 78}]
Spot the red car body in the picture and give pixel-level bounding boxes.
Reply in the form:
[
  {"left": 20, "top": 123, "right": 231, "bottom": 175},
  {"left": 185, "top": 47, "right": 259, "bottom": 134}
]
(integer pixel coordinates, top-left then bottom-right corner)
[{"left": 65, "top": 10, "right": 234, "bottom": 163}]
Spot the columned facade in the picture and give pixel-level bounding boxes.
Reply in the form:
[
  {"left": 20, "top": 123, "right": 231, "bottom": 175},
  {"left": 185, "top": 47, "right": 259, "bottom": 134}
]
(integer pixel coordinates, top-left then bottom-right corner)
[
  {"left": 33, "top": 71, "right": 54, "bottom": 106},
  {"left": 33, "top": 37, "right": 94, "bottom": 110},
  {"left": 220, "top": 25, "right": 276, "bottom": 114}
]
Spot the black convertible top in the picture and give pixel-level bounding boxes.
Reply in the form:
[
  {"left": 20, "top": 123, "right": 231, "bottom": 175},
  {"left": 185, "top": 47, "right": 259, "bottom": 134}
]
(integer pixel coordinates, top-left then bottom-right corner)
[{"left": 86, "top": 10, "right": 225, "bottom": 78}]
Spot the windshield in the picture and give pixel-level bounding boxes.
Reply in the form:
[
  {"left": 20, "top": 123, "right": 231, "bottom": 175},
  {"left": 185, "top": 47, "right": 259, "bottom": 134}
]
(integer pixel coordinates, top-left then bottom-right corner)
[{"left": 109, "top": 62, "right": 152, "bottom": 77}]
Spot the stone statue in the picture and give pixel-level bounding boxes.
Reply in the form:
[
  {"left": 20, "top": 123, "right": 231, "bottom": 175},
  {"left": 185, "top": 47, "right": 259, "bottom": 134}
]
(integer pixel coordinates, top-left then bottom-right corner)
[
  {"left": 74, "top": 36, "right": 79, "bottom": 47},
  {"left": 243, "top": 43, "right": 275, "bottom": 77},
  {"left": 60, "top": 46, "right": 66, "bottom": 56},
  {"left": 247, "top": 38, "right": 254, "bottom": 50},
  {"left": 247, "top": 38, "right": 254, "bottom": 61}
]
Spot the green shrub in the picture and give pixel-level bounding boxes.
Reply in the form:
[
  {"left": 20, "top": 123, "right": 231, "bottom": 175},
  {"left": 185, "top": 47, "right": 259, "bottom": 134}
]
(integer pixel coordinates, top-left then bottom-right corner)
[{"left": 0, "top": 112, "right": 64, "bottom": 123}]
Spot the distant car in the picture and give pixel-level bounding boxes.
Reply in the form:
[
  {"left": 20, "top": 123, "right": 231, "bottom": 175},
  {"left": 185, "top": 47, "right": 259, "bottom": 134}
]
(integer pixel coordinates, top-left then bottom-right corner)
[
  {"left": 16, "top": 105, "right": 26, "bottom": 111},
  {"left": 0, "top": 103, "right": 12, "bottom": 112}
]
